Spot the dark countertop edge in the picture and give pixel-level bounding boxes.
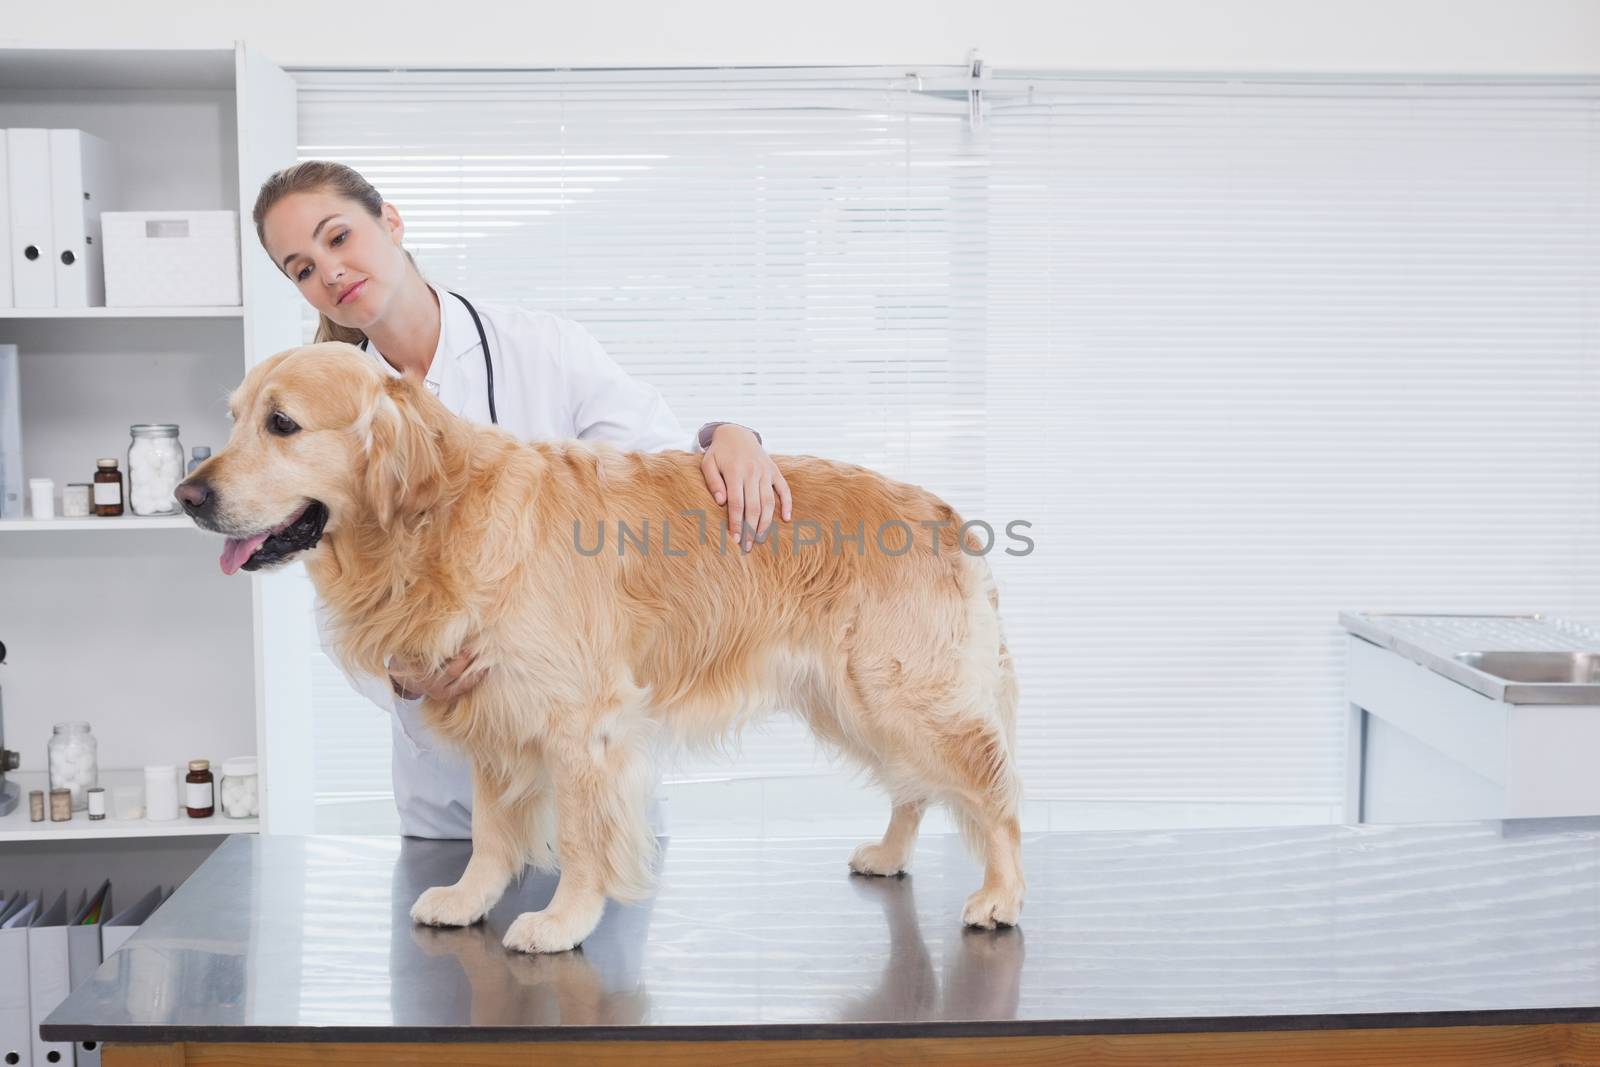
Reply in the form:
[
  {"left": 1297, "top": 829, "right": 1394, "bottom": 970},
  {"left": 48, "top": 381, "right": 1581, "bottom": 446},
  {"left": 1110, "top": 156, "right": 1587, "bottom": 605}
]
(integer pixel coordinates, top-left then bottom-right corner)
[{"left": 40, "top": 1005, "right": 1600, "bottom": 1045}]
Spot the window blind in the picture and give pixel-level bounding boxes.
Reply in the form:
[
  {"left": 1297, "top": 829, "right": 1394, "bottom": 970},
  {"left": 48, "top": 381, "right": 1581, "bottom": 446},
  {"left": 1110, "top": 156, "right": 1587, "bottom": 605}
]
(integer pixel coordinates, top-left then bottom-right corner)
[
  {"left": 976, "top": 74, "right": 1600, "bottom": 801},
  {"left": 293, "top": 67, "right": 1600, "bottom": 823}
]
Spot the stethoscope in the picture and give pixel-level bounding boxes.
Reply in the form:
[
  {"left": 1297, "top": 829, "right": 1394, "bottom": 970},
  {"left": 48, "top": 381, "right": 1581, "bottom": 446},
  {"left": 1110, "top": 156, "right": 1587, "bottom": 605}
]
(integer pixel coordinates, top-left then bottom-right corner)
[{"left": 360, "top": 290, "right": 498, "bottom": 425}]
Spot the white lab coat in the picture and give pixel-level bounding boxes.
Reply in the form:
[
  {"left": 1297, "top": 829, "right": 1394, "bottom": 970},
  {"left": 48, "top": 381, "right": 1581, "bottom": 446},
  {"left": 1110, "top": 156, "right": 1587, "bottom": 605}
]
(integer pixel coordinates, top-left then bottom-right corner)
[{"left": 315, "top": 283, "right": 720, "bottom": 838}]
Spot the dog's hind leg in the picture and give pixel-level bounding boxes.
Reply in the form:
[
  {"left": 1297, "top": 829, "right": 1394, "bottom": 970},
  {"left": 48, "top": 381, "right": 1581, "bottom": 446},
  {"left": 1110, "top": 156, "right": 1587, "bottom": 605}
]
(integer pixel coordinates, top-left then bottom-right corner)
[
  {"left": 411, "top": 762, "right": 539, "bottom": 927},
  {"left": 926, "top": 579, "right": 1025, "bottom": 928},
  {"left": 941, "top": 692, "right": 1025, "bottom": 929},
  {"left": 855, "top": 716, "right": 1024, "bottom": 928},
  {"left": 849, "top": 799, "right": 928, "bottom": 877},
  {"left": 503, "top": 678, "right": 660, "bottom": 954},
  {"left": 953, "top": 792, "right": 1024, "bottom": 930},
  {"left": 839, "top": 601, "right": 1025, "bottom": 927}
]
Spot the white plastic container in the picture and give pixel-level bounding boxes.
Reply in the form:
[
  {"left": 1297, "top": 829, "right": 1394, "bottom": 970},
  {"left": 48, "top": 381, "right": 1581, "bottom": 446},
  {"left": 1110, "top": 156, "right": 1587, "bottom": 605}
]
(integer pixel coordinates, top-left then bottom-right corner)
[
  {"left": 113, "top": 785, "right": 143, "bottom": 820},
  {"left": 144, "top": 764, "right": 179, "bottom": 821},
  {"left": 62, "top": 483, "right": 92, "bottom": 517},
  {"left": 102, "top": 210, "right": 241, "bottom": 307},
  {"left": 28, "top": 477, "right": 53, "bottom": 519},
  {"left": 220, "top": 756, "right": 259, "bottom": 819}
]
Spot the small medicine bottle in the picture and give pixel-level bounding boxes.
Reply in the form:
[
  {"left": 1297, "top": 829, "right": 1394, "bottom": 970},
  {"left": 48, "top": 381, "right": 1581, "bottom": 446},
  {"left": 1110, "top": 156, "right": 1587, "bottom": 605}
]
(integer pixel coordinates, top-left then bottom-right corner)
[
  {"left": 93, "top": 458, "right": 124, "bottom": 516},
  {"left": 185, "top": 759, "right": 215, "bottom": 817}
]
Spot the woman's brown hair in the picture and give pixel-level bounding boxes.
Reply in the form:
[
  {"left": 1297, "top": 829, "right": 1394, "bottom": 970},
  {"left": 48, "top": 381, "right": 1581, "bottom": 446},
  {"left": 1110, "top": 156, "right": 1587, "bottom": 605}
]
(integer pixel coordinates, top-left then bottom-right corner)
[{"left": 252, "top": 161, "right": 418, "bottom": 346}]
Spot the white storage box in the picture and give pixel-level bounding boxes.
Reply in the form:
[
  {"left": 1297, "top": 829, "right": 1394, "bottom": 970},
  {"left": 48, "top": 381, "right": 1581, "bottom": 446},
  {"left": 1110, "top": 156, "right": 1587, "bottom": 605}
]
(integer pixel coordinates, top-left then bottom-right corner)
[{"left": 102, "top": 210, "right": 241, "bottom": 307}]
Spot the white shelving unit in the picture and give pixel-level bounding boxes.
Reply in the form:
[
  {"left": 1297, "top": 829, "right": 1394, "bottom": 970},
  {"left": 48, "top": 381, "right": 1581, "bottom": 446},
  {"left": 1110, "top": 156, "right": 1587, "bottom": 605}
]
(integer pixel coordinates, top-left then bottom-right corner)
[
  {"left": 0, "top": 44, "right": 306, "bottom": 850},
  {"left": 0, "top": 771, "right": 260, "bottom": 842},
  {"left": 0, "top": 306, "right": 245, "bottom": 319},
  {"left": 0, "top": 516, "right": 197, "bottom": 532}
]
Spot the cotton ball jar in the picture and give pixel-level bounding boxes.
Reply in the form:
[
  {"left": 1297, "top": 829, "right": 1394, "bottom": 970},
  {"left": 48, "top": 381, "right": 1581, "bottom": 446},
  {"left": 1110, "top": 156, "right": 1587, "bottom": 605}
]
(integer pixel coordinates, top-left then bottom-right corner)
[
  {"left": 220, "top": 756, "right": 259, "bottom": 819},
  {"left": 127, "top": 423, "right": 184, "bottom": 516},
  {"left": 47, "top": 721, "right": 98, "bottom": 811}
]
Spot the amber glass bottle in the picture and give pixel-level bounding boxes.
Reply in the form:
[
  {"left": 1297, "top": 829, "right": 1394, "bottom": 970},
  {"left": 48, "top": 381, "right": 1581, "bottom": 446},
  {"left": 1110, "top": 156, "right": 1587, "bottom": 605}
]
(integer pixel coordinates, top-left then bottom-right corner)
[
  {"left": 93, "top": 458, "right": 124, "bottom": 516},
  {"left": 185, "top": 759, "right": 215, "bottom": 818}
]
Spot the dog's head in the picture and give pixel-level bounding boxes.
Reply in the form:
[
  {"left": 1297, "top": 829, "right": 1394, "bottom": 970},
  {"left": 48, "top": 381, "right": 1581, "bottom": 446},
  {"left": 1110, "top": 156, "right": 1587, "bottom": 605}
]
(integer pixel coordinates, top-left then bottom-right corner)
[{"left": 176, "top": 341, "right": 448, "bottom": 574}]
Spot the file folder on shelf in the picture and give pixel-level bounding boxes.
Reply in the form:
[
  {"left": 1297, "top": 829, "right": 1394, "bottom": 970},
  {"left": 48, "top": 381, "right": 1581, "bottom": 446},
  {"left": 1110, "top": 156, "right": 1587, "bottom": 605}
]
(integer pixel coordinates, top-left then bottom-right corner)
[
  {"left": 0, "top": 892, "right": 35, "bottom": 1067},
  {"left": 27, "top": 892, "right": 73, "bottom": 1067},
  {"left": 48, "top": 130, "right": 116, "bottom": 308},
  {"left": 0, "top": 132, "right": 12, "bottom": 308},
  {"left": 67, "top": 882, "right": 110, "bottom": 1067},
  {"left": 0, "top": 344, "right": 21, "bottom": 520},
  {"left": 6, "top": 129, "right": 54, "bottom": 308},
  {"left": 100, "top": 885, "right": 162, "bottom": 958}
]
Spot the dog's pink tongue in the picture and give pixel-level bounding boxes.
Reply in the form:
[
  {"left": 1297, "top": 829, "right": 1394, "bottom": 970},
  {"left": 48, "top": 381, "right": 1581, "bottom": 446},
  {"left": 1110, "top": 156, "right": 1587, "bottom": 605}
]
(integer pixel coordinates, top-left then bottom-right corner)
[{"left": 220, "top": 533, "right": 270, "bottom": 576}]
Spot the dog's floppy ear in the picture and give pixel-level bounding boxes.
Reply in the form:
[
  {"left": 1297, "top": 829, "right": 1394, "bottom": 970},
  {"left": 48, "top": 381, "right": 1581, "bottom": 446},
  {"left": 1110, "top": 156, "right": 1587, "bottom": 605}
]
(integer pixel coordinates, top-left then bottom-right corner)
[{"left": 358, "top": 374, "right": 446, "bottom": 528}]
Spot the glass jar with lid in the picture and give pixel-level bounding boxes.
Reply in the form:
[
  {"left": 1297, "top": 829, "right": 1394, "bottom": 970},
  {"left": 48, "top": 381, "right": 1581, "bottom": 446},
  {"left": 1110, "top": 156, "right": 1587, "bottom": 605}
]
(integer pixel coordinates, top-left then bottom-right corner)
[
  {"left": 127, "top": 424, "right": 184, "bottom": 516},
  {"left": 47, "top": 721, "right": 98, "bottom": 811},
  {"left": 219, "top": 756, "right": 259, "bottom": 819}
]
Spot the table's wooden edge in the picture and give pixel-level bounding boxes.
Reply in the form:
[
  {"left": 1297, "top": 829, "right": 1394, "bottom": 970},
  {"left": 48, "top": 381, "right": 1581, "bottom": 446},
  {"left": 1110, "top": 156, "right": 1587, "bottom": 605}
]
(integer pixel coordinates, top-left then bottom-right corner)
[{"left": 104, "top": 1023, "right": 1600, "bottom": 1066}]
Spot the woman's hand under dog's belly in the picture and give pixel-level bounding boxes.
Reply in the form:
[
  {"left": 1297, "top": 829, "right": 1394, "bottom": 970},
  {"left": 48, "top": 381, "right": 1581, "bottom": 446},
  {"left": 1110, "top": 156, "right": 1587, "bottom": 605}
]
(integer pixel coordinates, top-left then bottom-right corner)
[{"left": 389, "top": 648, "right": 488, "bottom": 702}]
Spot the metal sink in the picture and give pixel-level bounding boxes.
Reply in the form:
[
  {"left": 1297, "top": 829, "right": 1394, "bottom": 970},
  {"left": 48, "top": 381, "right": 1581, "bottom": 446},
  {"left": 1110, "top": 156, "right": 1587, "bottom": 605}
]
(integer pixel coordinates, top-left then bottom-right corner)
[
  {"left": 1453, "top": 651, "right": 1600, "bottom": 686},
  {"left": 1340, "top": 612, "right": 1600, "bottom": 705}
]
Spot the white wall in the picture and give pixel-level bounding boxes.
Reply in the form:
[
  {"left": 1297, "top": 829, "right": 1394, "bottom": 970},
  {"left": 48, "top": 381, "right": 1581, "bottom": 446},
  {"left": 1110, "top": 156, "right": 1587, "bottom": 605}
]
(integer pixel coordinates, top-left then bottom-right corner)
[{"left": 9, "top": 0, "right": 1600, "bottom": 73}]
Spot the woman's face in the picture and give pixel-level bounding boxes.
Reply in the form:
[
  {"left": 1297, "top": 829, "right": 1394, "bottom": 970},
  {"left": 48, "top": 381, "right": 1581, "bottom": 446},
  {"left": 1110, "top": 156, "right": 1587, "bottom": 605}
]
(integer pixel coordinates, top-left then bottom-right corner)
[{"left": 260, "top": 190, "right": 410, "bottom": 329}]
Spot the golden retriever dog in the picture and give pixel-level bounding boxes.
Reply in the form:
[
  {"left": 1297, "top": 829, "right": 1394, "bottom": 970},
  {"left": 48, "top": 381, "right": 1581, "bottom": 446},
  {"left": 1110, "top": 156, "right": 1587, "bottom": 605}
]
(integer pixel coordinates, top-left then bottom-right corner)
[{"left": 178, "top": 342, "right": 1024, "bottom": 953}]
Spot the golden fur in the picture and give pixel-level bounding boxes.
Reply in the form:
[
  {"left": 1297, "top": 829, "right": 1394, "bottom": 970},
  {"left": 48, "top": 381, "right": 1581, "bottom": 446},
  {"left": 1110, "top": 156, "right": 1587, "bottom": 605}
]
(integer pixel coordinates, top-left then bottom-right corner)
[{"left": 194, "top": 342, "right": 1024, "bottom": 952}]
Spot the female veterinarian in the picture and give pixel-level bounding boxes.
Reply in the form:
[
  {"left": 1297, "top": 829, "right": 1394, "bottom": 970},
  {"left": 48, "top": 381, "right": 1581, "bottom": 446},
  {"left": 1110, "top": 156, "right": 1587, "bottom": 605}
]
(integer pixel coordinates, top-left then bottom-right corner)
[{"left": 252, "top": 160, "right": 791, "bottom": 838}]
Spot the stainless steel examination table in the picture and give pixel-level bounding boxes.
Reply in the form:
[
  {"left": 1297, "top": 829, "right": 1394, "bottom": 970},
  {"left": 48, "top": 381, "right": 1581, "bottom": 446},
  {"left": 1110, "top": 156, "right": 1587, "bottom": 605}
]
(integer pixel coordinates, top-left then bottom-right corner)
[{"left": 43, "top": 819, "right": 1600, "bottom": 1065}]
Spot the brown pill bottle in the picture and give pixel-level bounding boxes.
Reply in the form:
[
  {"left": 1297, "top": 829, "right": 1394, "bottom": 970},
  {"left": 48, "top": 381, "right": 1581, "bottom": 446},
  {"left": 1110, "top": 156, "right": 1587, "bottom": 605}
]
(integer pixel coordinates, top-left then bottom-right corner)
[
  {"left": 185, "top": 759, "right": 215, "bottom": 818},
  {"left": 93, "top": 458, "right": 124, "bottom": 516}
]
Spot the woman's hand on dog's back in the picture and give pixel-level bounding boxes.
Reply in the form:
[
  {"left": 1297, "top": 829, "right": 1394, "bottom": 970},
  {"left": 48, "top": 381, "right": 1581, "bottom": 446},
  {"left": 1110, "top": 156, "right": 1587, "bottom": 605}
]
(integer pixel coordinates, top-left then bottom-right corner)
[
  {"left": 389, "top": 649, "right": 486, "bottom": 702},
  {"left": 700, "top": 423, "right": 791, "bottom": 553}
]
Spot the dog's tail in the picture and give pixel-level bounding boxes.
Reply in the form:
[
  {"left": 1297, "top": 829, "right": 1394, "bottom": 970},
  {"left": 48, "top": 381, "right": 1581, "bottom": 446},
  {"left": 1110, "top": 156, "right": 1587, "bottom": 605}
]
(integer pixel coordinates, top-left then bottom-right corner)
[
  {"left": 996, "top": 612, "right": 1020, "bottom": 758},
  {"left": 950, "top": 563, "right": 1023, "bottom": 862},
  {"left": 977, "top": 555, "right": 1021, "bottom": 765}
]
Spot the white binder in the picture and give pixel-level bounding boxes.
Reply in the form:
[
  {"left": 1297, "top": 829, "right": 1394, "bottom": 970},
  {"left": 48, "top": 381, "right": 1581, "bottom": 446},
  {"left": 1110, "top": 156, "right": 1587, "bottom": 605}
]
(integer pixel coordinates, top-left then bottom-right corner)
[
  {"left": 6, "top": 129, "right": 54, "bottom": 308},
  {"left": 0, "top": 344, "right": 21, "bottom": 520},
  {"left": 0, "top": 893, "right": 35, "bottom": 1067},
  {"left": 0, "top": 132, "right": 13, "bottom": 308},
  {"left": 99, "top": 886, "right": 162, "bottom": 959},
  {"left": 66, "top": 883, "right": 109, "bottom": 1067},
  {"left": 48, "top": 130, "right": 116, "bottom": 308},
  {"left": 27, "top": 892, "right": 73, "bottom": 1067}
]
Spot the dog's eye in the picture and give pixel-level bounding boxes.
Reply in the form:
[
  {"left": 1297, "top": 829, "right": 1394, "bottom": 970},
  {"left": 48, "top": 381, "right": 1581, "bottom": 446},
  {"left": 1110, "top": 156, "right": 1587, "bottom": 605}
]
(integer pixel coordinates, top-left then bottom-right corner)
[{"left": 268, "top": 411, "right": 300, "bottom": 436}]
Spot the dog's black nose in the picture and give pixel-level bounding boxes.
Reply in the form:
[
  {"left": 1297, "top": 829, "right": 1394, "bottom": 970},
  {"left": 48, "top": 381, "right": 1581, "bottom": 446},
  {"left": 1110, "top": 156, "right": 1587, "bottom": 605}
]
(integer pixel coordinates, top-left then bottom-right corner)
[{"left": 175, "top": 479, "right": 212, "bottom": 513}]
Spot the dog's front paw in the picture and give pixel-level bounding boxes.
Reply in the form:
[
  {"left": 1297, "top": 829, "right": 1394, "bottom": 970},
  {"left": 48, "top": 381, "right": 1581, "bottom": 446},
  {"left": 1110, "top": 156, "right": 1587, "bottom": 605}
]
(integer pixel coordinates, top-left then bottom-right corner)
[
  {"left": 848, "top": 842, "right": 910, "bottom": 877},
  {"left": 410, "top": 885, "right": 489, "bottom": 927},
  {"left": 961, "top": 885, "right": 1023, "bottom": 929},
  {"left": 503, "top": 909, "right": 591, "bottom": 954}
]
